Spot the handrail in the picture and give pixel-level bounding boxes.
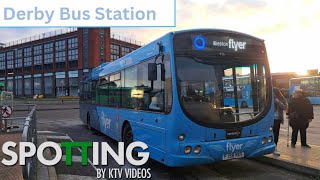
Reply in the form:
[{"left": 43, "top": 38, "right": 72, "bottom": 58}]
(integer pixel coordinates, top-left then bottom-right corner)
[{"left": 21, "top": 105, "right": 37, "bottom": 180}]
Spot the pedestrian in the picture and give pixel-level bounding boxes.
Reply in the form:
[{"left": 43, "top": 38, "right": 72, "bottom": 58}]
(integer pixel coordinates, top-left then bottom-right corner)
[
  {"left": 273, "top": 87, "right": 287, "bottom": 156},
  {"left": 288, "top": 89, "right": 314, "bottom": 148}
]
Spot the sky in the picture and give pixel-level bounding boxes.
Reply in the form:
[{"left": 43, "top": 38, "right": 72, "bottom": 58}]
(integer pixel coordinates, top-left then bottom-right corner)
[{"left": 1, "top": 0, "right": 320, "bottom": 74}]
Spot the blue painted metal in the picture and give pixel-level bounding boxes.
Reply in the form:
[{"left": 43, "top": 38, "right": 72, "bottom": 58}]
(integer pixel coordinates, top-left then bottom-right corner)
[{"left": 80, "top": 29, "right": 274, "bottom": 167}]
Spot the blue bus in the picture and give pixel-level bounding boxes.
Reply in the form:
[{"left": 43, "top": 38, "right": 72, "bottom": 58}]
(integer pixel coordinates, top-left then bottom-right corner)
[
  {"left": 223, "top": 76, "right": 253, "bottom": 108},
  {"left": 80, "top": 29, "right": 275, "bottom": 167},
  {"left": 289, "top": 76, "right": 320, "bottom": 104}
]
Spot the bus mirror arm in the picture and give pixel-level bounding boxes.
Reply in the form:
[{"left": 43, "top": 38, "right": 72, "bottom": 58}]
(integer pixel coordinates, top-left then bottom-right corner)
[{"left": 148, "top": 63, "right": 158, "bottom": 81}]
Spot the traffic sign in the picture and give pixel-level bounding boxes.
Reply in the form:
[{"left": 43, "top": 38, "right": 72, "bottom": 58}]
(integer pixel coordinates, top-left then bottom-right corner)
[{"left": 1, "top": 106, "right": 13, "bottom": 118}]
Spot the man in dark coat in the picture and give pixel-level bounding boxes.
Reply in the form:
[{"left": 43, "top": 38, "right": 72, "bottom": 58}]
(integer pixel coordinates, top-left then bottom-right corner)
[{"left": 288, "top": 89, "right": 314, "bottom": 148}]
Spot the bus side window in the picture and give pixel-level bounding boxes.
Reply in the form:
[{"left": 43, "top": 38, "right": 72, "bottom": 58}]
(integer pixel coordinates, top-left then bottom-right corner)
[{"left": 146, "top": 58, "right": 165, "bottom": 111}]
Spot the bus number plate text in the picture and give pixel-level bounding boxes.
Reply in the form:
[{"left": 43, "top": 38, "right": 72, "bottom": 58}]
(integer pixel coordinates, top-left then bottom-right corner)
[{"left": 222, "top": 152, "right": 244, "bottom": 160}]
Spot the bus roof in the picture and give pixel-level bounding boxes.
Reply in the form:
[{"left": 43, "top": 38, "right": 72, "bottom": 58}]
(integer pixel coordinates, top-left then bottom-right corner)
[
  {"left": 91, "top": 32, "right": 172, "bottom": 80},
  {"left": 91, "top": 29, "right": 265, "bottom": 80},
  {"left": 173, "top": 28, "right": 264, "bottom": 42}
]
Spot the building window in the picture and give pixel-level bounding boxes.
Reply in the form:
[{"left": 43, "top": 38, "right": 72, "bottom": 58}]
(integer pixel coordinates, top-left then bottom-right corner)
[
  {"left": 34, "top": 55, "right": 42, "bottom": 65},
  {"left": 16, "top": 77, "right": 23, "bottom": 96},
  {"left": 24, "top": 47, "right": 32, "bottom": 57},
  {"left": 6, "top": 51, "right": 14, "bottom": 59},
  {"left": 68, "top": 49, "right": 78, "bottom": 67},
  {"left": 44, "top": 74, "right": 54, "bottom": 96},
  {"left": 7, "top": 60, "right": 14, "bottom": 69},
  {"left": 44, "top": 53, "right": 53, "bottom": 70},
  {"left": 24, "top": 57, "right": 32, "bottom": 72},
  {"left": 111, "top": 44, "right": 120, "bottom": 61},
  {"left": 69, "top": 71, "right": 79, "bottom": 96},
  {"left": 44, "top": 53, "right": 53, "bottom": 64},
  {"left": 56, "top": 51, "right": 66, "bottom": 62},
  {"left": 56, "top": 72, "right": 66, "bottom": 96},
  {"left": 34, "top": 45, "right": 42, "bottom": 55},
  {"left": 24, "top": 57, "right": 32, "bottom": 67},
  {"left": 68, "top": 37, "right": 78, "bottom": 49},
  {"left": 6, "top": 51, "right": 14, "bottom": 69},
  {"left": 56, "top": 51, "right": 66, "bottom": 68},
  {"left": 34, "top": 75, "right": 42, "bottom": 95},
  {"left": 16, "top": 58, "right": 22, "bottom": 67},
  {"left": 68, "top": 49, "right": 78, "bottom": 61},
  {"left": 55, "top": 40, "right": 66, "bottom": 51},
  {"left": 16, "top": 49, "right": 22, "bottom": 58},
  {"left": 7, "top": 79, "right": 13, "bottom": 92},
  {"left": 16, "top": 58, "right": 23, "bottom": 73},
  {"left": 121, "top": 46, "right": 130, "bottom": 56},
  {"left": 44, "top": 42, "right": 53, "bottom": 53},
  {"left": 0, "top": 53, "right": 5, "bottom": 71},
  {"left": 111, "top": 54, "right": 119, "bottom": 61},
  {"left": 24, "top": 76, "right": 32, "bottom": 96},
  {"left": 34, "top": 55, "right": 42, "bottom": 71}
]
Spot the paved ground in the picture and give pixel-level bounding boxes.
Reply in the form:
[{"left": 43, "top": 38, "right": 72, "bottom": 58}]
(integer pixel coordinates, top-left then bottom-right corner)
[
  {"left": 256, "top": 106, "right": 320, "bottom": 177},
  {"left": 35, "top": 107, "right": 317, "bottom": 179},
  {"left": 0, "top": 133, "right": 23, "bottom": 180}
]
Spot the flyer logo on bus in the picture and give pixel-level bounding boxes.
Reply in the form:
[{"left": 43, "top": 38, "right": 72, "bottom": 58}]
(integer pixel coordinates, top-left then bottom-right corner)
[
  {"left": 192, "top": 35, "right": 248, "bottom": 52},
  {"left": 212, "top": 39, "right": 247, "bottom": 52}
]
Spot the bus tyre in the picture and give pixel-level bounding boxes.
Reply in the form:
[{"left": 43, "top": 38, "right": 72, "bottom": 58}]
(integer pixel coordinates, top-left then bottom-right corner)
[
  {"left": 87, "top": 113, "right": 92, "bottom": 131},
  {"left": 122, "top": 123, "right": 133, "bottom": 147},
  {"left": 241, "top": 101, "right": 248, "bottom": 108},
  {"left": 122, "top": 123, "right": 138, "bottom": 157}
]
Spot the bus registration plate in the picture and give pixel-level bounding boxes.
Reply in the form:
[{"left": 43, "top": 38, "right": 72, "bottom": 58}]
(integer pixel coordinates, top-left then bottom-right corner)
[{"left": 223, "top": 152, "right": 244, "bottom": 160}]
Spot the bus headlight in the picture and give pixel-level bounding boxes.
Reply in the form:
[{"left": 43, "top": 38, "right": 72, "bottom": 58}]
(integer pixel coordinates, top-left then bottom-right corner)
[
  {"left": 269, "top": 126, "right": 273, "bottom": 131},
  {"left": 261, "top": 137, "right": 267, "bottom": 145},
  {"left": 268, "top": 136, "right": 273, "bottom": 143},
  {"left": 178, "top": 134, "right": 185, "bottom": 141},
  {"left": 194, "top": 145, "right": 201, "bottom": 154},
  {"left": 184, "top": 146, "right": 192, "bottom": 154}
]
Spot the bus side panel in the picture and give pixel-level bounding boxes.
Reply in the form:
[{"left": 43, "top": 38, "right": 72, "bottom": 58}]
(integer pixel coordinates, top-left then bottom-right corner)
[
  {"left": 92, "top": 107, "right": 168, "bottom": 163},
  {"left": 80, "top": 103, "right": 100, "bottom": 130},
  {"left": 79, "top": 103, "right": 91, "bottom": 124},
  {"left": 119, "top": 110, "right": 168, "bottom": 162},
  {"left": 96, "top": 106, "right": 120, "bottom": 140}
]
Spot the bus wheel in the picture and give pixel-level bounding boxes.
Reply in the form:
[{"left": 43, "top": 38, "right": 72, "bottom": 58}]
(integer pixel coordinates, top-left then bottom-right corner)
[
  {"left": 87, "top": 113, "right": 92, "bottom": 131},
  {"left": 241, "top": 101, "right": 248, "bottom": 108},
  {"left": 122, "top": 123, "right": 133, "bottom": 147}
]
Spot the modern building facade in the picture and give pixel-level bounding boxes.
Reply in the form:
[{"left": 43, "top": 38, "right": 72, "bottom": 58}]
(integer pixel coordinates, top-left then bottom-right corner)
[{"left": 0, "top": 28, "right": 141, "bottom": 97}]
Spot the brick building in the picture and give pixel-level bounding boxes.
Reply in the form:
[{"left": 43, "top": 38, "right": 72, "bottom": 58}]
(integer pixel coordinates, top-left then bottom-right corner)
[{"left": 0, "top": 28, "right": 141, "bottom": 97}]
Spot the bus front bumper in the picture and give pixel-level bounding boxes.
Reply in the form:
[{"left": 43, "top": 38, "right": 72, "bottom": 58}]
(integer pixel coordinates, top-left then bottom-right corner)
[{"left": 164, "top": 135, "right": 276, "bottom": 167}]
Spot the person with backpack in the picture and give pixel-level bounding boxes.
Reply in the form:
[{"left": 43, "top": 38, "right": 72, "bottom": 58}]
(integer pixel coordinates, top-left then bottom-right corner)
[
  {"left": 273, "top": 87, "right": 287, "bottom": 156},
  {"left": 288, "top": 89, "right": 314, "bottom": 148}
]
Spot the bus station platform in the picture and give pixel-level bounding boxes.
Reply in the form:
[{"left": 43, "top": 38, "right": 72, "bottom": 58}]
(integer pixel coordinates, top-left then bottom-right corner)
[{"left": 256, "top": 139, "right": 320, "bottom": 178}]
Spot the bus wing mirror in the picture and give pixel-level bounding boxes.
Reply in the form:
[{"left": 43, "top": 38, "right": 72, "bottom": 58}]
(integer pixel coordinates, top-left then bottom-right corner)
[
  {"left": 148, "top": 63, "right": 158, "bottom": 81},
  {"left": 161, "top": 64, "right": 165, "bottom": 81}
]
